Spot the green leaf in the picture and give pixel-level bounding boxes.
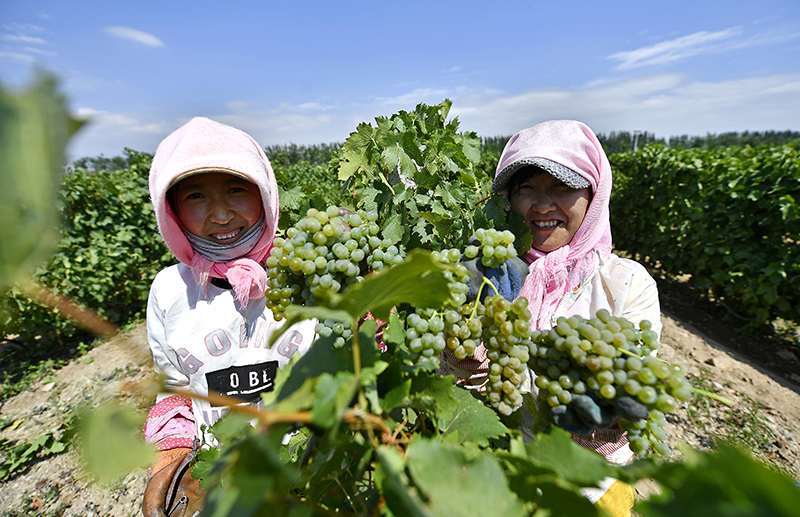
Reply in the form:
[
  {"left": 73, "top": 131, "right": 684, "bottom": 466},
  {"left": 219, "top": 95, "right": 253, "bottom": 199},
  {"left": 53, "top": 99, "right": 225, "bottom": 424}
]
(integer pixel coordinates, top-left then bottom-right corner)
[
  {"left": 275, "top": 333, "right": 383, "bottom": 403},
  {"left": 311, "top": 371, "right": 359, "bottom": 429},
  {"left": 334, "top": 249, "right": 453, "bottom": 321},
  {"left": 0, "top": 73, "right": 83, "bottom": 289},
  {"left": 375, "top": 446, "right": 433, "bottom": 517},
  {"left": 437, "top": 387, "right": 508, "bottom": 445},
  {"left": 382, "top": 143, "right": 417, "bottom": 180},
  {"left": 277, "top": 184, "right": 307, "bottom": 210},
  {"left": 337, "top": 148, "right": 370, "bottom": 181},
  {"left": 525, "top": 427, "right": 618, "bottom": 486},
  {"left": 382, "top": 208, "right": 404, "bottom": 244},
  {"left": 636, "top": 442, "right": 800, "bottom": 517},
  {"left": 406, "top": 372, "right": 460, "bottom": 418},
  {"left": 406, "top": 438, "right": 527, "bottom": 517},
  {"left": 78, "top": 401, "right": 155, "bottom": 483}
]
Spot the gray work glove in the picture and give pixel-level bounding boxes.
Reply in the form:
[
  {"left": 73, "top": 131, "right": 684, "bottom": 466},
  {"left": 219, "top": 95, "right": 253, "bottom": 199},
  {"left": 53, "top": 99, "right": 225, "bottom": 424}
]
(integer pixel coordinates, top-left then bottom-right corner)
[
  {"left": 551, "top": 394, "right": 649, "bottom": 437},
  {"left": 461, "top": 237, "right": 529, "bottom": 302}
]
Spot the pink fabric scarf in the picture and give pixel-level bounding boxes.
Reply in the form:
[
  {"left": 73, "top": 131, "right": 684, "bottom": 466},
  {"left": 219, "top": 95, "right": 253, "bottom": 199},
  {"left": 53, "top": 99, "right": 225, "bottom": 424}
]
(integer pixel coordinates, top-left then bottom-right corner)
[
  {"left": 149, "top": 117, "right": 280, "bottom": 308},
  {"left": 496, "top": 120, "right": 613, "bottom": 330}
]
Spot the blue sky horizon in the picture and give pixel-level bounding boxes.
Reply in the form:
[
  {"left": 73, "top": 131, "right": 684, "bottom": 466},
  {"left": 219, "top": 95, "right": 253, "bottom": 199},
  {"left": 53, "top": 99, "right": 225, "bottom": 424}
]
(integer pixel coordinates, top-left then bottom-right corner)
[{"left": 2, "top": 0, "right": 799, "bottom": 160}]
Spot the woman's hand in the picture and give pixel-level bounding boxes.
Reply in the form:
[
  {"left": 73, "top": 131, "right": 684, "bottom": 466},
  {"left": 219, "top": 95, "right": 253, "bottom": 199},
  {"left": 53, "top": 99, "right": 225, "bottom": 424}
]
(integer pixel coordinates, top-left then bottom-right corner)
[
  {"left": 461, "top": 237, "right": 529, "bottom": 302},
  {"left": 551, "top": 394, "right": 649, "bottom": 437}
]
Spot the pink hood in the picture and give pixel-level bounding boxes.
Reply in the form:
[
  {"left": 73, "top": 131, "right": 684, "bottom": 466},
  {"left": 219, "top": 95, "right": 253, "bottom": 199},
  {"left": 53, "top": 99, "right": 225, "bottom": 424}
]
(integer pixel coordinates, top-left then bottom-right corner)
[
  {"left": 496, "top": 120, "right": 613, "bottom": 329},
  {"left": 149, "top": 117, "right": 279, "bottom": 306}
]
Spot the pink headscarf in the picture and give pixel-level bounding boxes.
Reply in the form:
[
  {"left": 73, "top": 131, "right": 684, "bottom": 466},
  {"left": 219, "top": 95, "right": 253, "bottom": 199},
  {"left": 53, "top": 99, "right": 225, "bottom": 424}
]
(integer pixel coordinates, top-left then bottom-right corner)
[
  {"left": 149, "top": 117, "right": 279, "bottom": 307},
  {"left": 495, "top": 120, "right": 613, "bottom": 330}
]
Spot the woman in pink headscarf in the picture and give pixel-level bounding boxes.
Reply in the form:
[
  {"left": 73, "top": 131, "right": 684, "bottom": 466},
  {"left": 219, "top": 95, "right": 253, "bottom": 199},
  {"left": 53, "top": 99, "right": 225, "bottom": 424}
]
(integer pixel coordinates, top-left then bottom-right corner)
[
  {"left": 141, "top": 117, "right": 317, "bottom": 516},
  {"left": 447, "top": 120, "right": 661, "bottom": 517}
]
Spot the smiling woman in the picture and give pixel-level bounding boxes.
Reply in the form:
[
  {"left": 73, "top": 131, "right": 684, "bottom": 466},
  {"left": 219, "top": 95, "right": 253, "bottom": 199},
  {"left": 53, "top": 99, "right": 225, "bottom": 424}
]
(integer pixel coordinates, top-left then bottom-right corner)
[
  {"left": 171, "top": 172, "right": 263, "bottom": 245},
  {"left": 142, "top": 117, "right": 318, "bottom": 517},
  {"left": 507, "top": 167, "right": 592, "bottom": 252}
]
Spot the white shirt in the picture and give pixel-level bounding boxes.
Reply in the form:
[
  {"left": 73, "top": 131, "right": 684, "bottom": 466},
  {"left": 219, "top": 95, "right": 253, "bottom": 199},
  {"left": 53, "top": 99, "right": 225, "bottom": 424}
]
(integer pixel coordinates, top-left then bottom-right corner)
[{"left": 146, "top": 263, "right": 317, "bottom": 441}]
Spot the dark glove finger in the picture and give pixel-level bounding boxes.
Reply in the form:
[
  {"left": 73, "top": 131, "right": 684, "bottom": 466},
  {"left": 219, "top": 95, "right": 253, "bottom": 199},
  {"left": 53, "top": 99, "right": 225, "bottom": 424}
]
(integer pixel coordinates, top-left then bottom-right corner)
[
  {"left": 551, "top": 404, "right": 591, "bottom": 435},
  {"left": 571, "top": 394, "right": 615, "bottom": 429},
  {"left": 613, "top": 395, "right": 649, "bottom": 421}
]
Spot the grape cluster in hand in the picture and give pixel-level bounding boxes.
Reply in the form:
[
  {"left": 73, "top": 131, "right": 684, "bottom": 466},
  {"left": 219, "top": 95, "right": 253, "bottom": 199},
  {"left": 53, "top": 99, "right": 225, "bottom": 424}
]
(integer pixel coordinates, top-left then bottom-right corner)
[
  {"left": 480, "top": 295, "right": 533, "bottom": 416},
  {"left": 464, "top": 228, "right": 518, "bottom": 268},
  {"left": 265, "top": 206, "right": 403, "bottom": 344},
  {"left": 402, "top": 248, "right": 472, "bottom": 366},
  {"left": 527, "top": 309, "right": 692, "bottom": 456}
]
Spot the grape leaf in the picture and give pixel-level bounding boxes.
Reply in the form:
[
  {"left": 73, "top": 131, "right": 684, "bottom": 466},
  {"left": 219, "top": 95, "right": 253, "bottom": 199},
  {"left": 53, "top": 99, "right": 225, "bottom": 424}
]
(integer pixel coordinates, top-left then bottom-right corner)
[
  {"left": 0, "top": 74, "right": 83, "bottom": 290},
  {"left": 335, "top": 249, "right": 453, "bottom": 321},
  {"left": 437, "top": 387, "right": 508, "bottom": 446},
  {"left": 406, "top": 438, "right": 527, "bottom": 517},
  {"left": 525, "top": 427, "right": 618, "bottom": 486},
  {"left": 376, "top": 446, "right": 433, "bottom": 517},
  {"left": 78, "top": 401, "right": 154, "bottom": 483}
]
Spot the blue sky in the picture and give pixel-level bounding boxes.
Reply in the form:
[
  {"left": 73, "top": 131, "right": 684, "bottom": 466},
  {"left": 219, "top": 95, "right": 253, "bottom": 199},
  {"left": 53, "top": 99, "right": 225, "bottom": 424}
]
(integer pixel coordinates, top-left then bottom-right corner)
[{"left": 2, "top": 0, "right": 799, "bottom": 160}]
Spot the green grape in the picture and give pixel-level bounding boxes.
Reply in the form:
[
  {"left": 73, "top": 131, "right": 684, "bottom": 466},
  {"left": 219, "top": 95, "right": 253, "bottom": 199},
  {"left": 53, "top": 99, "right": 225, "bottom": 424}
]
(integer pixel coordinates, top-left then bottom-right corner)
[
  {"left": 266, "top": 205, "right": 404, "bottom": 345},
  {"left": 527, "top": 312, "right": 689, "bottom": 458}
]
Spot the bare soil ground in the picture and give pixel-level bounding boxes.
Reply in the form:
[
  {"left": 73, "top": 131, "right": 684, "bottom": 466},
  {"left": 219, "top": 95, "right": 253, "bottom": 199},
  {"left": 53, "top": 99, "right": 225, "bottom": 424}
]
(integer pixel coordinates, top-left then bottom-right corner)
[{"left": 0, "top": 279, "right": 798, "bottom": 516}]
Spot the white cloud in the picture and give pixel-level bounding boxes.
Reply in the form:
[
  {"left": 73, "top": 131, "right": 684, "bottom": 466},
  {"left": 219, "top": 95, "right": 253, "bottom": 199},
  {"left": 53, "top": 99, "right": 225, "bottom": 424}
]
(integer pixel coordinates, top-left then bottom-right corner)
[
  {"left": 0, "top": 51, "right": 36, "bottom": 63},
  {"left": 375, "top": 88, "right": 450, "bottom": 107},
  {"left": 1, "top": 34, "right": 47, "bottom": 44},
  {"left": 0, "top": 22, "right": 51, "bottom": 63},
  {"left": 21, "top": 46, "right": 56, "bottom": 57},
  {"left": 65, "top": 72, "right": 800, "bottom": 159},
  {"left": 450, "top": 73, "right": 800, "bottom": 138},
  {"left": 608, "top": 28, "right": 743, "bottom": 70},
  {"left": 103, "top": 26, "right": 165, "bottom": 47}
]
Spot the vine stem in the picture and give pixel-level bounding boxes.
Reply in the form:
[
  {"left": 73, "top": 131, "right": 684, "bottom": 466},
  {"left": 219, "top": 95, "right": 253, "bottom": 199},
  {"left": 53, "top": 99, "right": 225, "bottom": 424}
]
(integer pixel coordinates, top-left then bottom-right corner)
[
  {"left": 19, "top": 279, "right": 118, "bottom": 338},
  {"left": 468, "top": 276, "right": 499, "bottom": 320},
  {"left": 690, "top": 387, "right": 735, "bottom": 407},
  {"left": 350, "top": 316, "right": 375, "bottom": 444},
  {"left": 162, "top": 385, "right": 394, "bottom": 437}
]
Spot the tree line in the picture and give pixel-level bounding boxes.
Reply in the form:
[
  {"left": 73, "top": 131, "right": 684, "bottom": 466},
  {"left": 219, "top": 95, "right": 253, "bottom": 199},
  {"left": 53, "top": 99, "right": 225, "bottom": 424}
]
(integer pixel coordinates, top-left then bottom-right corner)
[{"left": 69, "top": 129, "right": 800, "bottom": 172}]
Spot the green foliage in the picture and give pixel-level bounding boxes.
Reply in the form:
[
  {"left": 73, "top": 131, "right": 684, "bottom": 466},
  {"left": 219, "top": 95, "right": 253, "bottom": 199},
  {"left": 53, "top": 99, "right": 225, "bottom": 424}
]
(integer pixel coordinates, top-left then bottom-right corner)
[
  {"left": 610, "top": 144, "right": 800, "bottom": 326},
  {"left": 0, "top": 417, "right": 75, "bottom": 481},
  {"left": 266, "top": 142, "right": 342, "bottom": 167},
  {"left": 666, "top": 130, "right": 800, "bottom": 150},
  {"left": 274, "top": 161, "right": 348, "bottom": 231},
  {"left": 0, "top": 73, "right": 81, "bottom": 291},
  {"left": 0, "top": 148, "right": 172, "bottom": 342},
  {"left": 77, "top": 401, "right": 154, "bottom": 484},
  {"left": 69, "top": 153, "right": 134, "bottom": 173},
  {"left": 632, "top": 442, "right": 800, "bottom": 516},
  {"left": 328, "top": 100, "right": 524, "bottom": 251}
]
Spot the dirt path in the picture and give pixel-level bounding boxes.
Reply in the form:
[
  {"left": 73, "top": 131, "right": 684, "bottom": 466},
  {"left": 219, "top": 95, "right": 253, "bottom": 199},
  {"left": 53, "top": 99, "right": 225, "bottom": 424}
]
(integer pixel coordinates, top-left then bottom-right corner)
[{"left": 1, "top": 307, "right": 798, "bottom": 516}]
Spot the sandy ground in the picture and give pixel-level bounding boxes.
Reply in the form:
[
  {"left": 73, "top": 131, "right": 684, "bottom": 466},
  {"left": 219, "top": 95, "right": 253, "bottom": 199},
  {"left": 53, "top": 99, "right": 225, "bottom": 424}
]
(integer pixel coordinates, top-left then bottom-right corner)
[{"left": 0, "top": 308, "right": 798, "bottom": 516}]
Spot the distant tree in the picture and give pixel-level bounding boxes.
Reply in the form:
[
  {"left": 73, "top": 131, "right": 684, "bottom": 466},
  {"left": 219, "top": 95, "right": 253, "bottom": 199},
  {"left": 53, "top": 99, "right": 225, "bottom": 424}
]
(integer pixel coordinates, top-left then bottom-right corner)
[
  {"left": 70, "top": 152, "right": 135, "bottom": 173},
  {"left": 264, "top": 142, "right": 342, "bottom": 167},
  {"left": 668, "top": 130, "right": 800, "bottom": 149}
]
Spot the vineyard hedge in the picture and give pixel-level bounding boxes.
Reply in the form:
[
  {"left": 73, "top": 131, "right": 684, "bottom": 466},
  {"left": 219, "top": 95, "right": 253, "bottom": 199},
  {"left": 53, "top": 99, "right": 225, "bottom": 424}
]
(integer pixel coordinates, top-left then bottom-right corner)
[
  {"left": 0, "top": 157, "right": 348, "bottom": 346},
  {"left": 3, "top": 142, "right": 798, "bottom": 346},
  {"left": 610, "top": 143, "right": 800, "bottom": 326},
  {"left": 0, "top": 149, "right": 172, "bottom": 343}
]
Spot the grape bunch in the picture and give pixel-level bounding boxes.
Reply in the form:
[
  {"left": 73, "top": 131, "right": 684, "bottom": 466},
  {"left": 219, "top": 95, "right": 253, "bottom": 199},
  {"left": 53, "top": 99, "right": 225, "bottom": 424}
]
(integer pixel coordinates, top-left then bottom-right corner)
[
  {"left": 480, "top": 295, "right": 534, "bottom": 416},
  {"left": 402, "top": 249, "right": 472, "bottom": 365},
  {"left": 265, "top": 206, "right": 404, "bottom": 345},
  {"left": 527, "top": 309, "right": 692, "bottom": 456},
  {"left": 464, "top": 228, "right": 519, "bottom": 268}
]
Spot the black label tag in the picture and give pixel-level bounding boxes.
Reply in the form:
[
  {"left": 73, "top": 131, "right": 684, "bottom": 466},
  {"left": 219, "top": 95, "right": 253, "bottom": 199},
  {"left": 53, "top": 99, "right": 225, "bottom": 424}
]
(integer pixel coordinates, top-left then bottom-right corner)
[{"left": 205, "top": 361, "right": 278, "bottom": 403}]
